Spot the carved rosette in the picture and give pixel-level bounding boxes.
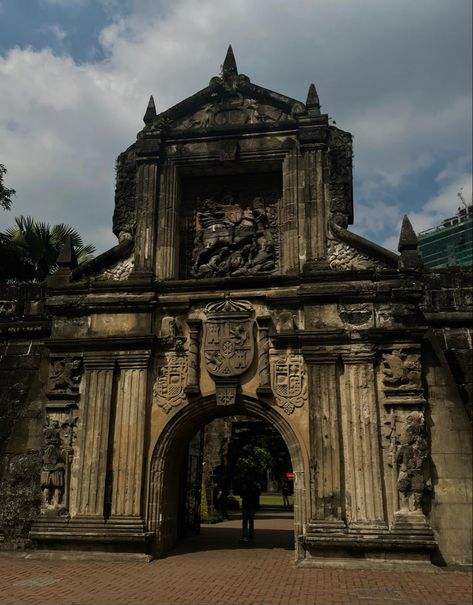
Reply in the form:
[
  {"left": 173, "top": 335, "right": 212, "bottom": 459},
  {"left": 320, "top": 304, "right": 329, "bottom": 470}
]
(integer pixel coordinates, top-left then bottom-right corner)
[
  {"left": 47, "top": 356, "right": 83, "bottom": 401},
  {"left": 153, "top": 354, "right": 188, "bottom": 414},
  {"left": 203, "top": 298, "right": 254, "bottom": 405},
  {"left": 381, "top": 348, "right": 425, "bottom": 405},
  {"left": 271, "top": 354, "right": 308, "bottom": 415}
]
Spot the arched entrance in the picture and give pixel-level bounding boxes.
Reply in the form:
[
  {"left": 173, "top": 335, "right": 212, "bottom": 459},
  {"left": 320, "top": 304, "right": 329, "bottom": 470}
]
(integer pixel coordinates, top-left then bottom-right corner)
[{"left": 147, "top": 394, "right": 308, "bottom": 558}]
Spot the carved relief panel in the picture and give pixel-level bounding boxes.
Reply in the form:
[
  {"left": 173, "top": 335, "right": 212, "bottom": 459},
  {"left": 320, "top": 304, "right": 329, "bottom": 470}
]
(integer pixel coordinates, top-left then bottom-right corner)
[
  {"left": 203, "top": 298, "right": 254, "bottom": 405},
  {"left": 180, "top": 173, "right": 281, "bottom": 279},
  {"left": 153, "top": 354, "right": 188, "bottom": 414},
  {"left": 381, "top": 347, "right": 425, "bottom": 405},
  {"left": 271, "top": 353, "right": 308, "bottom": 415}
]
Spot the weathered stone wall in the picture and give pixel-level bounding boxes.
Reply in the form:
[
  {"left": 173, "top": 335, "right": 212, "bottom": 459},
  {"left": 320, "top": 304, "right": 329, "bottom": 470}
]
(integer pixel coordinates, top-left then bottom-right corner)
[{"left": 0, "top": 284, "right": 49, "bottom": 544}]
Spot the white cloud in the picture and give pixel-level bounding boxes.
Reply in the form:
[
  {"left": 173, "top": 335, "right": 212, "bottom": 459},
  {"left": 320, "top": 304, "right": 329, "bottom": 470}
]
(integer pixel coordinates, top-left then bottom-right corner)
[{"left": 0, "top": 0, "right": 471, "bottom": 255}]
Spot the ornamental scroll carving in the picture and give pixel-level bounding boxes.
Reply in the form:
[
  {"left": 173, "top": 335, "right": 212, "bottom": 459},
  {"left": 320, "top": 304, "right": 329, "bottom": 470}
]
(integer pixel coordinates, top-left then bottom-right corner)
[
  {"left": 271, "top": 354, "right": 308, "bottom": 415},
  {"left": 190, "top": 194, "right": 278, "bottom": 279},
  {"left": 203, "top": 298, "right": 254, "bottom": 406},
  {"left": 153, "top": 355, "right": 188, "bottom": 414}
]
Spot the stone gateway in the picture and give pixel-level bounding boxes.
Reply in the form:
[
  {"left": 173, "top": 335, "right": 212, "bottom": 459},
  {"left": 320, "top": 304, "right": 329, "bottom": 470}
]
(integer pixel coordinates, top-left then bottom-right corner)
[{"left": 1, "top": 47, "right": 471, "bottom": 567}]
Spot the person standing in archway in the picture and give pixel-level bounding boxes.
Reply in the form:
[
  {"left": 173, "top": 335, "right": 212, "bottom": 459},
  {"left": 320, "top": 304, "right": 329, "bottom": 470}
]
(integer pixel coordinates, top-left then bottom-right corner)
[{"left": 239, "top": 479, "right": 260, "bottom": 542}]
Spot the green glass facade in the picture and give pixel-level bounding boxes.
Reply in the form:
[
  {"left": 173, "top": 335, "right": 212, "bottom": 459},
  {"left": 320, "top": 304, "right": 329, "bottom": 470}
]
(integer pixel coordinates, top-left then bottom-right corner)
[{"left": 418, "top": 206, "right": 473, "bottom": 268}]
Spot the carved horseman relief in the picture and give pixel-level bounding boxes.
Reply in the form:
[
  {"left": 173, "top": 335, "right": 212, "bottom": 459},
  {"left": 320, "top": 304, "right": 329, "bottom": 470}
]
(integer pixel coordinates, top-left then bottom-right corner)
[
  {"left": 189, "top": 193, "right": 278, "bottom": 279},
  {"left": 203, "top": 298, "right": 254, "bottom": 405},
  {"left": 271, "top": 354, "right": 308, "bottom": 415}
]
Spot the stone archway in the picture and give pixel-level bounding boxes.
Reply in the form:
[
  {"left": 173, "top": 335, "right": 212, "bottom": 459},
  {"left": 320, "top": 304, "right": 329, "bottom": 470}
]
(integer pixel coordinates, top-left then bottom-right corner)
[{"left": 147, "top": 394, "right": 308, "bottom": 558}]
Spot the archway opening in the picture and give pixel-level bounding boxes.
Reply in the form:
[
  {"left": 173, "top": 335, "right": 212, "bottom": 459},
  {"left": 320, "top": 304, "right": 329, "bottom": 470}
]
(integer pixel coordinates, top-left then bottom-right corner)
[{"left": 147, "top": 396, "right": 306, "bottom": 558}]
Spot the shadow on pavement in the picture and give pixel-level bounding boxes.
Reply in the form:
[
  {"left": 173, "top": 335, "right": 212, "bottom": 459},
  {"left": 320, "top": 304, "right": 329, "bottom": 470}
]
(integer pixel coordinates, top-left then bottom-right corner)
[{"left": 164, "top": 511, "right": 294, "bottom": 557}]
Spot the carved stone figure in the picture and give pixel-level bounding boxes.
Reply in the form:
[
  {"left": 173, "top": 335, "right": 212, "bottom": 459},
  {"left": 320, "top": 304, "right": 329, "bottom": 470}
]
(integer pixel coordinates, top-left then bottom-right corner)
[
  {"left": 40, "top": 418, "right": 66, "bottom": 512},
  {"left": 272, "top": 354, "right": 307, "bottom": 414},
  {"left": 396, "top": 412, "right": 431, "bottom": 513},
  {"left": 382, "top": 349, "right": 422, "bottom": 389},
  {"left": 153, "top": 355, "right": 188, "bottom": 414},
  {"left": 48, "top": 357, "right": 83, "bottom": 396},
  {"left": 190, "top": 194, "right": 277, "bottom": 279}
]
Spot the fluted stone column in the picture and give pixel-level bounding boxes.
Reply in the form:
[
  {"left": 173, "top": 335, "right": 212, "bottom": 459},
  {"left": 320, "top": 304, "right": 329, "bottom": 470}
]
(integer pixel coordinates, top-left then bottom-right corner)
[
  {"left": 307, "top": 353, "right": 345, "bottom": 531},
  {"left": 281, "top": 149, "right": 300, "bottom": 274},
  {"left": 74, "top": 358, "right": 115, "bottom": 517},
  {"left": 155, "top": 162, "right": 180, "bottom": 279},
  {"left": 133, "top": 161, "right": 159, "bottom": 277},
  {"left": 341, "top": 350, "right": 387, "bottom": 531},
  {"left": 110, "top": 355, "right": 150, "bottom": 518},
  {"left": 304, "top": 149, "right": 327, "bottom": 262}
]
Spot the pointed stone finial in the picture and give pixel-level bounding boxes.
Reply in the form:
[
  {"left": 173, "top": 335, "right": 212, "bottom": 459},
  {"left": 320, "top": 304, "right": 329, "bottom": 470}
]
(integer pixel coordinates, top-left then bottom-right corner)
[
  {"left": 398, "top": 215, "right": 423, "bottom": 270},
  {"left": 222, "top": 45, "right": 238, "bottom": 76},
  {"left": 56, "top": 236, "right": 78, "bottom": 270},
  {"left": 398, "top": 215, "right": 418, "bottom": 252},
  {"left": 306, "top": 83, "right": 320, "bottom": 113},
  {"left": 143, "top": 95, "right": 157, "bottom": 125}
]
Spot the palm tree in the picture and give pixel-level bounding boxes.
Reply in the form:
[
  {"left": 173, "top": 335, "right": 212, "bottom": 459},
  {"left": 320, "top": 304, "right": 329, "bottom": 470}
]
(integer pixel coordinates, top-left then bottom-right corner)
[{"left": 0, "top": 216, "right": 95, "bottom": 282}]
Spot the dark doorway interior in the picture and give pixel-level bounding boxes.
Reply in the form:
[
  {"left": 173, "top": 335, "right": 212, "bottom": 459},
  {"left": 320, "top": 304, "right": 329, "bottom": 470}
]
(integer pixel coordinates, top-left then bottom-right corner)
[{"left": 176, "top": 415, "right": 294, "bottom": 553}]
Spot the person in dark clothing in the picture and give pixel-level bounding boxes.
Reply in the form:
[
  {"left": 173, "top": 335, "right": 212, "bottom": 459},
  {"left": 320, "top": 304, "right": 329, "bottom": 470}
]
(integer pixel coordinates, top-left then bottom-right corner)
[{"left": 239, "top": 480, "right": 260, "bottom": 542}]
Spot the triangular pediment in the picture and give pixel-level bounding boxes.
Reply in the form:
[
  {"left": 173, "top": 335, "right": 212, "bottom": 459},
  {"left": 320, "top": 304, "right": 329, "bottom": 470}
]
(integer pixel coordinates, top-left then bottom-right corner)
[{"left": 147, "top": 47, "right": 307, "bottom": 132}]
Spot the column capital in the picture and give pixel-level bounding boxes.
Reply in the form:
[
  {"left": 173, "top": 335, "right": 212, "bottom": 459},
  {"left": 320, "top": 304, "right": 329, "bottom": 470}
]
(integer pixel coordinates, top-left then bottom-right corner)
[
  {"left": 186, "top": 318, "right": 202, "bottom": 331},
  {"left": 116, "top": 353, "right": 151, "bottom": 369},
  {"left": 342, "top": 346, "right": 376, "bottom": 364},
  {"left": 83, "top": 356, "right": 116, "bottom": 370},
  {"left": 256, "top": 315, "right": 272, "bottom": 330}
]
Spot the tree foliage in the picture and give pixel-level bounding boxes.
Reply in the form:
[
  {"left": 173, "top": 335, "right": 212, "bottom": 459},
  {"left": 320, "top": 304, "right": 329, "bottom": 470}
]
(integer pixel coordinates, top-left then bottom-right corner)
[
  {"left": 0, "top": 216, "right": 95, "bottom": 282},
  {"left": 0, "top": 164, "right": 16, "bottom": 211}
]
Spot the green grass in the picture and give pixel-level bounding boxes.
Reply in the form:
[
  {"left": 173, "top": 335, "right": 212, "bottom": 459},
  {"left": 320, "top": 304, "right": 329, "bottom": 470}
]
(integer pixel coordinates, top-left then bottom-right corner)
[{"left": 231, "top": 493, "right": 293, "bottom": 508}]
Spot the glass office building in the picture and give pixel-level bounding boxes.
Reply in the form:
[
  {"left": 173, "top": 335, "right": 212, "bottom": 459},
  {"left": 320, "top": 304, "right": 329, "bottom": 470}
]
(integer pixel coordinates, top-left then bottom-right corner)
[{"left": 418, "top": 205, "right": 473, "bottom": 268}]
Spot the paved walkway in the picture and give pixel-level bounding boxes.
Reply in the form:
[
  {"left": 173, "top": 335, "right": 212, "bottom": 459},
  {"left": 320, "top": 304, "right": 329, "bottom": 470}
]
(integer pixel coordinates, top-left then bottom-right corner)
[{"left": 0, "top": 511, "right": 471, "bottom": 605}]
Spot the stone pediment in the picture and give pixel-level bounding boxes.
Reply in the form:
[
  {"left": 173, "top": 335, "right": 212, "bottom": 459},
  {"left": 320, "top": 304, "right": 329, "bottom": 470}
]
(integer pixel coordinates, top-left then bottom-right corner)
[
  {"left": 327, "top": 222, "right": 399, "bottom": 271},
  {"left": 145, "top": 47, "right": 306, "bottom": 133}
]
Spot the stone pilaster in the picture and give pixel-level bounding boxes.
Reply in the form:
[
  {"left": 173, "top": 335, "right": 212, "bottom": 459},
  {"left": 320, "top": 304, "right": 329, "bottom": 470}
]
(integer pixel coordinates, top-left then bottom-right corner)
[
  {"left": 133, "top": 161, "right": 159, "bottom": 277},
  {"left": 303, "top": 149, "right": 328, "bottom": 267},
  {"left": 281, "top": 148, "right": 300, "bottom": 274},
  {"left": 110, "top": 354, "right": 150, "bottom": 518},
  {"left": 185, "top": 319, "right": 201, "bottom": 395},
  {"left": 256, "top": 316, "right": 272, "bottom": 396},
  {"left": 307, "top": 353, "right": 345, "bottom": 531},
  {"left": 155, "top": 162, "right": 180, "bottom": 280},
  {"left": 341, "top": 350, "right": 387, "bottom": 532},
  {"left": 74, "top": 358, "right": 115, "bottom": 518}
]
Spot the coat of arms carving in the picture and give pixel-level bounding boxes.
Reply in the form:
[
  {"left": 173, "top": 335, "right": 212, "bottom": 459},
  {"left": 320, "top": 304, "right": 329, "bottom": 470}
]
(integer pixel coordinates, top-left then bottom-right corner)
[
  {"left": 153, "top": 355, "right": 188, "bottom": 414},
  {"left": 203, "top": 298, "right": 254, "bottom": 405},
  {"left": 272, "top": 354, "right": 307, "bottom": 415}
]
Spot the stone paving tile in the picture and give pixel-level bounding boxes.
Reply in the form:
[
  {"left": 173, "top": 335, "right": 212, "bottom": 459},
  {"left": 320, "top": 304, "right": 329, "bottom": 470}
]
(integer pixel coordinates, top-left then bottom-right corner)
[{"left": 0, "top": 513, "right": 471, "bottom": 605}]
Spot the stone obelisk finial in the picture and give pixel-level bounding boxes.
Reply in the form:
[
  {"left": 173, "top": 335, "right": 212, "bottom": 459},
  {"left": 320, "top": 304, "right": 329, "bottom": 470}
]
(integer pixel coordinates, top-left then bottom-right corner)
[
  {"left": 222, "top": 44, "right": 238, "bottom": 76},
  {"left": 143, "top": 95, "right": 157, "bottom": 125},
  {"left": 306, "top": 83, "right": 321, "bottom": 115},
  {"left": 398, "top": 215, "right": 423, "bottom": 271}
]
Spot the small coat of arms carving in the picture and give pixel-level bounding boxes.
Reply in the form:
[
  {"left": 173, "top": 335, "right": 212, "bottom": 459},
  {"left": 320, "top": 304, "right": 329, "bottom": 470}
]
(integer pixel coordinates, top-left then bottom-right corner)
[
  {"left": 272, "top": 354, "right": 307, "bottom": 415},
  {"left": 153, "top": 355, "right": 188, "bottom": 414}
]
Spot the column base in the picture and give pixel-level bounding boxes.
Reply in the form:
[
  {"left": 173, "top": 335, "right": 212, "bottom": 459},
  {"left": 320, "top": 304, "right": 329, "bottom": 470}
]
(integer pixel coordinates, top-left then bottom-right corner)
[
  {"left": 29, "top": 515, "right": 152, "bottom": 556},
  {"left": 299, "top": 524, "right": 437, "bottom": 568},
  {"left": 307, "top": 519, "right": 347, "bottom": 533}
]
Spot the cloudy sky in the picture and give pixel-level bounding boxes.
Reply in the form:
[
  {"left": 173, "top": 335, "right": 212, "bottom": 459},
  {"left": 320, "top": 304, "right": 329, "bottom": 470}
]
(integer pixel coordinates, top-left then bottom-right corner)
[{"left": 0, "top": 0, "right": 471, "bottom": 254}]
